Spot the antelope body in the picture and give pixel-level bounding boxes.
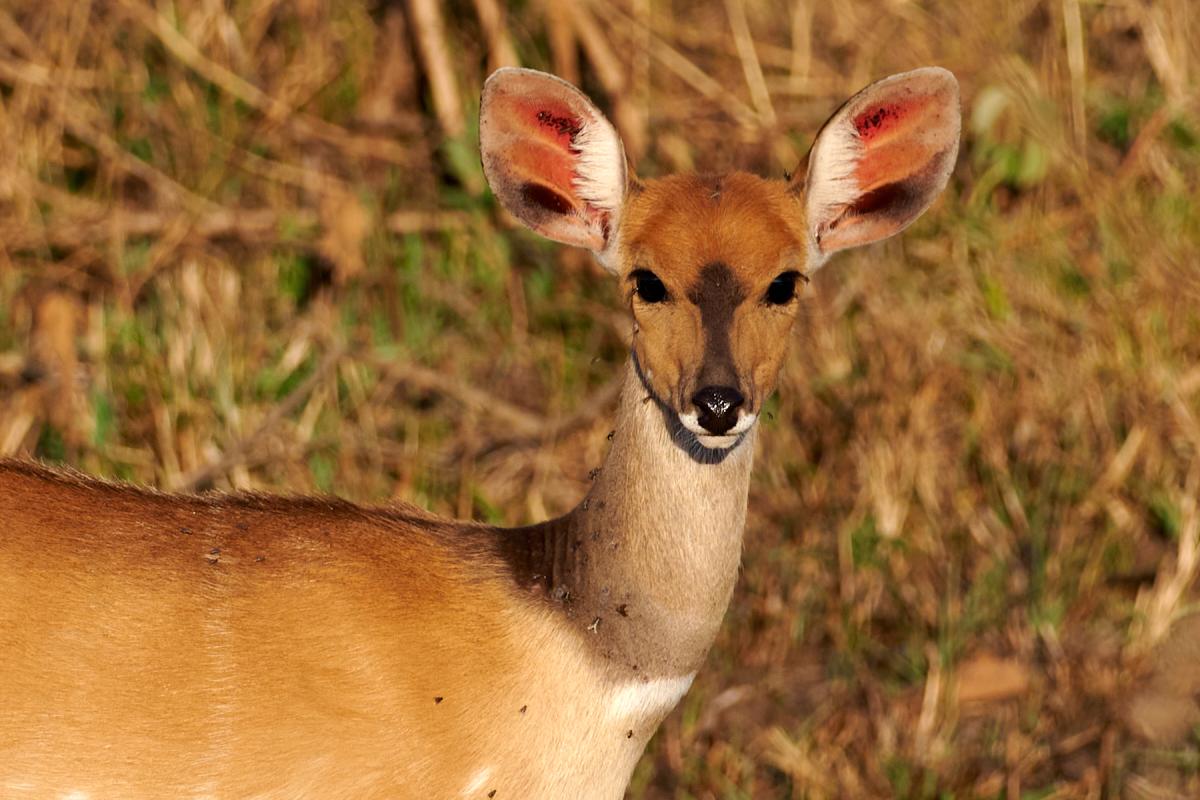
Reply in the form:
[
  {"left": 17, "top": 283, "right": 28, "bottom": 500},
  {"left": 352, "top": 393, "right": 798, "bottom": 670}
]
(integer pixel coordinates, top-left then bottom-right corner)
[{"left": 0, "top": 67, "right": 959, "bottom": 798}]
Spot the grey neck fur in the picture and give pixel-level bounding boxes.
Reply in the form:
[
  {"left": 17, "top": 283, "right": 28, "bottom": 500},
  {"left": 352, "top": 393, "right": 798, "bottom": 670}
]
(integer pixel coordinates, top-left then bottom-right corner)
[{"left": 513, "top": 357, "right": 756, "bottom": 680}]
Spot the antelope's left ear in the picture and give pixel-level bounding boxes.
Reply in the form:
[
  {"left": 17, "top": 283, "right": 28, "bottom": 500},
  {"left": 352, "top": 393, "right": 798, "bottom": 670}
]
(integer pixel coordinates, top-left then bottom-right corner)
[{"left": 795, "top": 67, "right": 960, "bottom": 263}]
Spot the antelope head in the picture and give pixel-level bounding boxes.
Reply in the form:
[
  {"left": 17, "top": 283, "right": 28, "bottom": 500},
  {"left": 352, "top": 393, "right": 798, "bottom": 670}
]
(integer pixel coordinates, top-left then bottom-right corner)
[{"left": 480, "top": 68, "right": 960, "bottom": 456}]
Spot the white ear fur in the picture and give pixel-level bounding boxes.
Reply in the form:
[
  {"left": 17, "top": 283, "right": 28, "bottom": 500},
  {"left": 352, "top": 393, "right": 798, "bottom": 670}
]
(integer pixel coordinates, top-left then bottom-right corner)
[
  {"left": 572, "top": 118, "right": 625, "bottom": 220},
  {"left": 800, "top": 67, "right": 961, "bottom": 267},
  {"left": 571, "top": 115, "right": 626, "bottom": 272},
  {"left": 479, "top": 68, "right": 628, "bottom": 272},
  {"left": 805, "top": 122, "right": 863, "bottom": 265}
]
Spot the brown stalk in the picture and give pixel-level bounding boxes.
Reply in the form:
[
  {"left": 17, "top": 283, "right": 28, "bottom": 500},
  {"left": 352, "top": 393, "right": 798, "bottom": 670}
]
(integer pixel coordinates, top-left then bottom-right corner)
[
  {"left": 116, "top": 0, "right": 415, "bottom": 166},
  {"left": 545, "top": 0, "right": 580, "bottom": 85},
  {"left": 472, "top": 0, "right": 520, "bottom": 72},
  {"left": 1061, "top": 0, "right": 1088, "bottom": 161},
  {"left": 587, "top": 0, "right": 759, "bottom": 129},
  {"left": 724, "top": 0, "right": 776, "bottom": 128},
  {"left": 3, "top": 204, "right": 467, "bottom": 258},
  {"left": 374, "top": 356, "right": 545, "bottom": 438},
  {"left": 2, "top": 208, "right": 314, "bottom": 253},
  {"left": 789, "top": 0, "right": 813, "bottom": 97},
  {"left": 406, "top": 0, "right": 465, "bottom": 140},
  {"left": 567, "top": 2, "right": 645, "bottom": 157},
  {"left": 174, "top": 345, "right": 346, "bottom": 492}
]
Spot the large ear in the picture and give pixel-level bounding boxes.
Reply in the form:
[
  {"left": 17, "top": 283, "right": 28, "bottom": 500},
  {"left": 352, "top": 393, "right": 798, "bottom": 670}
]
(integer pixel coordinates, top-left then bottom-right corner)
[
  {"left": 480, "top": 68, "right": 627, "bottom": 267},
  {"left": 796, "top": 67, "right": 960, "bottom": 263}
]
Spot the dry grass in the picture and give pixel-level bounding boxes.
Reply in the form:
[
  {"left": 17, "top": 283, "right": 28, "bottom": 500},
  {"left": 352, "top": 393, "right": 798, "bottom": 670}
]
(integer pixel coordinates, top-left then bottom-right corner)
[{"left": 2, "top": 1, "right": 1200, "bottom": 797}]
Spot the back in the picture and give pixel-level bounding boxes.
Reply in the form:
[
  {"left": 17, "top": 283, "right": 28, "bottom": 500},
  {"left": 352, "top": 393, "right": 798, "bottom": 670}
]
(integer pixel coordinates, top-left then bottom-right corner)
[{"left": 0, "top": 461, "right": 543, "bottom": 797}]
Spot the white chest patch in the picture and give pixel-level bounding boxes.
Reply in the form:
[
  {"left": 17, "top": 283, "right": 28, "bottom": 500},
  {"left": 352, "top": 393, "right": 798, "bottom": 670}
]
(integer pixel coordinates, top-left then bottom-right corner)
[
  {"left": 607, "top": 674, "right": 695, "bottom": 727},
  {"left": 460, "top": 766, "right": 493, "bottom": 797}
]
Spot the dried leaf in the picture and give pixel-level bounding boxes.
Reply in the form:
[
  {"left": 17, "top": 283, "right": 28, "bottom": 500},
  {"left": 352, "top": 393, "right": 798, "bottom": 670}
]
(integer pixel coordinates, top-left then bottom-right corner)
[
  {"left": 955, "top": 653, "right": 1031, "bottom": 707},
  {"left": 1128, "top": 614, "right": 1200, "bottom": 745},
  {"left": 317, "top": 189, "right": 370, "bottom": 285}
]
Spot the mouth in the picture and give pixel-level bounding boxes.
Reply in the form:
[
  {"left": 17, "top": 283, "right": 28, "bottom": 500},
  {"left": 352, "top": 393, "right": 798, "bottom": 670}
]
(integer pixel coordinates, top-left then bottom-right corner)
[
  {"left": 677, "top": 411, "right": 758, "bottom": 450},
  {"left": 631, "top": 353, "right": 758, "bottom": 459}
]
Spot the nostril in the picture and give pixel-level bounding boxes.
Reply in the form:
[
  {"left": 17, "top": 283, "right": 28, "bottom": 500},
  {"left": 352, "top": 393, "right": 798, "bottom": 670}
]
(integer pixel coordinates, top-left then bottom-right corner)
[{"left": 690, "top": 386, "right": 745, "bottom": 436}]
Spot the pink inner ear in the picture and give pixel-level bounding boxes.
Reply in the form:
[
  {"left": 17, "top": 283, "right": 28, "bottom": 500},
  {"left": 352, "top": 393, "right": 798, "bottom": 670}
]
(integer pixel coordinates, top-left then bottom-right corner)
[
  {"left": 853, "top": 93, "right": 935, "bottom": 144},
  {"left": 805, "top": 68, "right": 959, "bottom": 255},
  {"left": 493, "top": 95, "right": 591, "bottom": 212},
  {"left": 854, "top": 103, "right": 904, "bottom": 140},
  {"left": 852, "top": 94, "right": 940, "bottom": 190},
  {"left": 508, "top": 97, "right": 584, "bottom": 150},
  {"left": 507, "top": 140, "right": 579, "bottom": 206}
]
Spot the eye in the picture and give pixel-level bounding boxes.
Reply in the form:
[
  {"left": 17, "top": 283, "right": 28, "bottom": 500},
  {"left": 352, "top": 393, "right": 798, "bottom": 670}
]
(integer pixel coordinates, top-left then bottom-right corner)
[
  {"left": 764, "top": 271, "right": 805, "bottom": 305},
  {"left": 631, "top": 269, "right": 668, "bottom": 303}
]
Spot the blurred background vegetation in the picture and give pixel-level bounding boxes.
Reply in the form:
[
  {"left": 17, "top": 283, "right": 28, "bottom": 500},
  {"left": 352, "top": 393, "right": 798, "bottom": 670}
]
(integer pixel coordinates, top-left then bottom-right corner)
[{"left": 1, "top": 0, "right": 1198, "bottom": 797}]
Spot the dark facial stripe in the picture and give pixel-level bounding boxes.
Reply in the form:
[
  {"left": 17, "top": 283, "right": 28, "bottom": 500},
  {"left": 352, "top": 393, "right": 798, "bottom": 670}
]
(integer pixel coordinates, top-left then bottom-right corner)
[{"left": 686, "top": 262, "right": 745, "bottom": 389}]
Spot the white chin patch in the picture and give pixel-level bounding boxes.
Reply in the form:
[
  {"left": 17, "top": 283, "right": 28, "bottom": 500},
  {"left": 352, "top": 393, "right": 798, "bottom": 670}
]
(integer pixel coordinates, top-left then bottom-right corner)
[
  {"left": 695, "top": 433, "right": 740, "bottom": 449},
  {"left": 678, "top": 411, "right": 758, "bottom": 450}
]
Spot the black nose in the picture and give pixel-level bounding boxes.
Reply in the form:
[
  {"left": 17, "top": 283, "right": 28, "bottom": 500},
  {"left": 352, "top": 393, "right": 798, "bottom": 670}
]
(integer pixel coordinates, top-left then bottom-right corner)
[{"left": 690, "top": 386, "right": 745, "bottom": 435}]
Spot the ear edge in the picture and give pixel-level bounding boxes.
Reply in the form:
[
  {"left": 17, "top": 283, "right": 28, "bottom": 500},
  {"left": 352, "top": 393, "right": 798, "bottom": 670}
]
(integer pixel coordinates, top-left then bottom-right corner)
[
  {"left": 480, "top": 68, "right": 629, "bottom": 257},
  {"left": 798, "top": 66, "right": 961, "bottom": 258}
]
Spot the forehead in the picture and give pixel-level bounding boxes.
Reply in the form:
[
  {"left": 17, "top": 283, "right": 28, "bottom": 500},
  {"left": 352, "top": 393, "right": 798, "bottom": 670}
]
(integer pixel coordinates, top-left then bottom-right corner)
[{"left": 619, "top": 172, "right": 808, "bottom": 283}]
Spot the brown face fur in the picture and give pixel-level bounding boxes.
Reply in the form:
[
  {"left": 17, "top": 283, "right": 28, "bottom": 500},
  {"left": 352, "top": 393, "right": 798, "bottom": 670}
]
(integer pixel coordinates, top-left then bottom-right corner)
[{"left": 617, "top": 172, "right": 809, "bottom": 425}]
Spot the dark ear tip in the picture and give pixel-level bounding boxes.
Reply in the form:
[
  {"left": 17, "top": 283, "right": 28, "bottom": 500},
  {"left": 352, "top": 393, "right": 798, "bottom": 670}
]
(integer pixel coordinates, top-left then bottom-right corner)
[
  {"left": 484, "top": 66, "right": 540, "bottom": 88},
  {"left": 482, "top": 68, "right": 535, "bottom": 109},
  {"left": 881, "top": 67, "right": 962, "bottom": 138},
  {"left": 901, "top": 66, "right": 961, "bottom": 103},
  {"left": 898, "top": 65, "right": 957, "bottom": 84},
  {"left": 870, "top": 67, "right": 960, "bottom": 109},
  {"left": 482, "top": 68, "right": 587, "bottom": 101}
]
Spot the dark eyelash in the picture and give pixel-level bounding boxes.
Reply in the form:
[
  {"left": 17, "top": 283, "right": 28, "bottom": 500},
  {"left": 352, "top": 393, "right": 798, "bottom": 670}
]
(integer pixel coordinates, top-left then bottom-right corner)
[
  {"left": 631, "top": 269, "right": 668, "bottom": 303},
  {"left": 764, "top": 271, "right": 806, "bottom": 305}
]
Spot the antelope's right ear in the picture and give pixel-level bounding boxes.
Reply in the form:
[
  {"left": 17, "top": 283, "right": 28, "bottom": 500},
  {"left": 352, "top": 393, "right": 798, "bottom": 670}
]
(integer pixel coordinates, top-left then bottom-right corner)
[{"left": 480, "top": 68, "right": 627, "bottom": 268}]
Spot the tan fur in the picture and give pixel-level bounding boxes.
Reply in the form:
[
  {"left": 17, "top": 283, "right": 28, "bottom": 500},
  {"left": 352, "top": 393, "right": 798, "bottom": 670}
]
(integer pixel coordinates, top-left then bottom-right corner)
[
  {"left": 0, "top": 462, "right": 616, "bottom": 797},
  {"left": 618, "top": 172, "right": 810, "bottom": 416},
  {"left": 0, "top": 367, "right": 750, "bottom": 798},
  {"left": 0, "top": 67, "right": 959, "bottom": 798}
]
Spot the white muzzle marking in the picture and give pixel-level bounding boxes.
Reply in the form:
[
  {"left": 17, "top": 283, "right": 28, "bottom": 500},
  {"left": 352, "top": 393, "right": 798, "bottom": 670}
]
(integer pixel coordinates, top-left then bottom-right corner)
[{"left": 678, "top": 411, "right": 757, "bottom": 450}]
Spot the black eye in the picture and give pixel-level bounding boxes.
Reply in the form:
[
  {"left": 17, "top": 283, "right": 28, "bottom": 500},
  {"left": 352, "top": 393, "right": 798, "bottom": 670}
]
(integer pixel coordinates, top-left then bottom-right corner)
[
  {"left": 765, "top": 271, "right": 804, "bottom": 305},
  {"left": 632, "top": 269, "right": 668, "bottom": 303}
]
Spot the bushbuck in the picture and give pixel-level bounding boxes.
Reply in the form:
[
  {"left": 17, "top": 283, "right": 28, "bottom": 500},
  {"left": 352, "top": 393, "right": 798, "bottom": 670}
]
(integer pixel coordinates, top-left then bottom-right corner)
[{"left": 0, "top": 66, "right": 960, "bottom": 798}]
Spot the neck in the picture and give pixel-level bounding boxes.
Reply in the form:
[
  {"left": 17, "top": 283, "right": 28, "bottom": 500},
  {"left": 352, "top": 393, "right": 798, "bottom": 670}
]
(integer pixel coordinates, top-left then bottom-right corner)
[{"left": 512, "top": 357, "right": 756, "bottom": 679}]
